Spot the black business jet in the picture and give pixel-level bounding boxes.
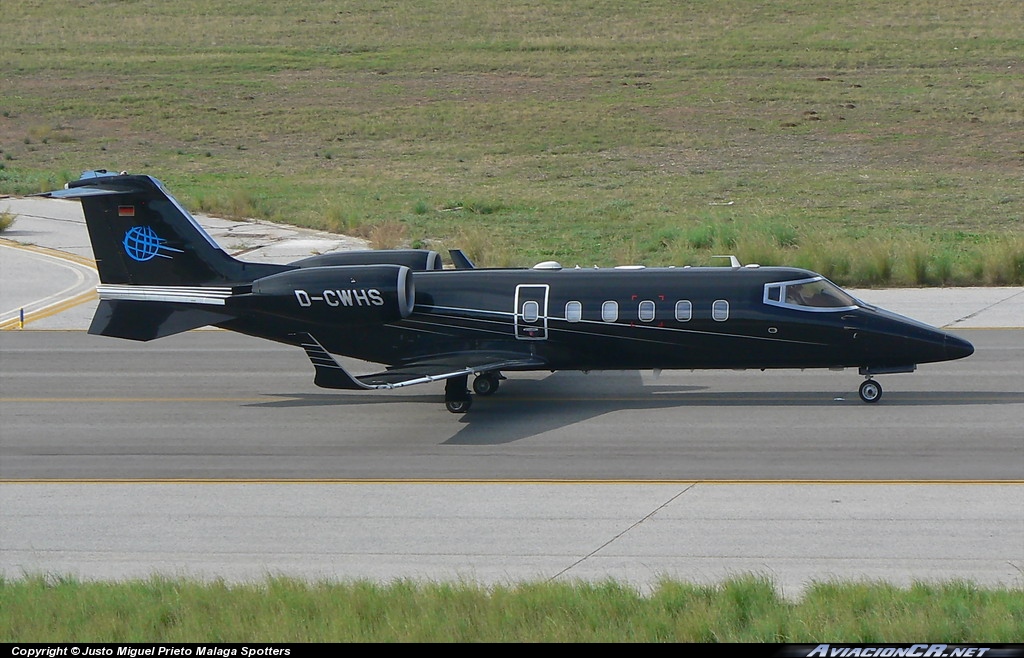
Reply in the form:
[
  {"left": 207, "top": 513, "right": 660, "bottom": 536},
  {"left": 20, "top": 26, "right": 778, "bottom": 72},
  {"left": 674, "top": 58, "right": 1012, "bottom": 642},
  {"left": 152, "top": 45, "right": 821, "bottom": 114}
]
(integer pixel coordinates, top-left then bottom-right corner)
[{"left": 38, "top": 170, "right": 974, "bottom": 413}]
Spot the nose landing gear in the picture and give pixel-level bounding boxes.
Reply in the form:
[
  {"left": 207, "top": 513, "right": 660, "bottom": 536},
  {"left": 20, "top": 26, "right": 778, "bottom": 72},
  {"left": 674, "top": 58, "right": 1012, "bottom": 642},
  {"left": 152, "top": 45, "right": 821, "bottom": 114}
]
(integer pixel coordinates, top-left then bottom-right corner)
[
  {"left": 858, "top": 378, "right": 882, "bottom": 403},
  {"left": 856, "top": 365, "right": 916, "bottom": 404}
]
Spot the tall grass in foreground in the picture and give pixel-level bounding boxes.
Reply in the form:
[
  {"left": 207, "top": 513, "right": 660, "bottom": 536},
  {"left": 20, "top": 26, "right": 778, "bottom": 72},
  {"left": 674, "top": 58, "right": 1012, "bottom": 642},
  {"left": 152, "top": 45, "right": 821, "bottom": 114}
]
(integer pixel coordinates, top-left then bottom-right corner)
[{"left": 2, "top": 575, "right": 1021, "bottom": 642}]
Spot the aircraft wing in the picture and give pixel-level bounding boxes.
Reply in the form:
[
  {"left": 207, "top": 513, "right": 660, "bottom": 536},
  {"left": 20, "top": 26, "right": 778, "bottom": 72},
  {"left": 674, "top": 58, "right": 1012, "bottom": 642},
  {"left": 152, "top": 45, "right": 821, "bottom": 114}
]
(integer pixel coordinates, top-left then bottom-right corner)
[{"left": 293, "top": 333, "right": 545, "bottom": 390}]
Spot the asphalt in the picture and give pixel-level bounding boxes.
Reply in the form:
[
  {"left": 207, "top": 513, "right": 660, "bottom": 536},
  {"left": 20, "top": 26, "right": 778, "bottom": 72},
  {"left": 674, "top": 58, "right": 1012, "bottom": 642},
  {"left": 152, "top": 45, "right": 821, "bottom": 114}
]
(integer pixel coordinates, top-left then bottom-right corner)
[
  {"left": 1, "top": 195, "right": 1022, "bottom": 597},
  {"left": 4, "top": 482, "right": 1018, "bottom": 598}
]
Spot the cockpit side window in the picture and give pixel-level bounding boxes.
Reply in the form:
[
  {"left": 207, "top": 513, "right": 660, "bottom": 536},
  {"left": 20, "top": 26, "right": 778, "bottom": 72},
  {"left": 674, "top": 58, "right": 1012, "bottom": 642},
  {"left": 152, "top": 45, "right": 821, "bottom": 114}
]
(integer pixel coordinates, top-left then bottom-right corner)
[{"left": 764, "top": 277, "right": 858, "bottom": 312}]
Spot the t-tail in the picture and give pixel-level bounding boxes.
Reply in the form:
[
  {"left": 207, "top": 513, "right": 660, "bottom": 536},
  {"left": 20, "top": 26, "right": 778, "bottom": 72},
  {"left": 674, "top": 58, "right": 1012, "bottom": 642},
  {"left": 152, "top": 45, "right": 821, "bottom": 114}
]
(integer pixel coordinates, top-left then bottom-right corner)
[
  {"left": 41, "top": 169, "right": 285, "bottom": 285},
  {"left": 38, "top": 170, "right": 289, "bottom": 340}
]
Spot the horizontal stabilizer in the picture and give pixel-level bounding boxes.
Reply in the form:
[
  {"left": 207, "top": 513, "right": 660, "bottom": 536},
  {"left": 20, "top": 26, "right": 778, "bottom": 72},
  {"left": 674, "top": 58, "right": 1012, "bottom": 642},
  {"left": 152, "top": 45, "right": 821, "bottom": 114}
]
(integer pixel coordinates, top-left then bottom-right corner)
[
  {"left": 89, "top": 300, "right": 234, "bottom": 341},
  {"left": 293, "top": 333, "right": 545, "bottom": 390},
  {"left": 36, "top": 186, "right": 129, "bottom": 199}
]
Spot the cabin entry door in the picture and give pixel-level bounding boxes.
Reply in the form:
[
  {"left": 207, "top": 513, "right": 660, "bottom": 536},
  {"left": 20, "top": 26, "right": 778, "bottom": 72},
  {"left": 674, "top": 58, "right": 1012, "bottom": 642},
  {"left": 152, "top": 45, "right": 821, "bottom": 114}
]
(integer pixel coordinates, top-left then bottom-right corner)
[{"left": 514, "top": 284, "right": 549, "bottom": 340}]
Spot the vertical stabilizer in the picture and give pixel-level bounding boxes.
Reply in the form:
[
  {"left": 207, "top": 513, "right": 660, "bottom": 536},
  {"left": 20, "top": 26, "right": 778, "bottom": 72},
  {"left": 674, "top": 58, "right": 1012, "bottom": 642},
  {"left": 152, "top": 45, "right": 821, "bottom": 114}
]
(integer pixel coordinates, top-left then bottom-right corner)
[{"left": 39, "top": 170, "right": 284, "bottom": 285}]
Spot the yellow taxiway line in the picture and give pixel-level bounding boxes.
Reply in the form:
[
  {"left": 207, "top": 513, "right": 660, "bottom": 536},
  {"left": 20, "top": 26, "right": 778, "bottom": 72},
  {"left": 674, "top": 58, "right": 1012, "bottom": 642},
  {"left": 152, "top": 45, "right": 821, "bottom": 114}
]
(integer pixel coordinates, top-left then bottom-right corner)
[{"left": 0, "top": 238, "right": 98, "bottom": 330}]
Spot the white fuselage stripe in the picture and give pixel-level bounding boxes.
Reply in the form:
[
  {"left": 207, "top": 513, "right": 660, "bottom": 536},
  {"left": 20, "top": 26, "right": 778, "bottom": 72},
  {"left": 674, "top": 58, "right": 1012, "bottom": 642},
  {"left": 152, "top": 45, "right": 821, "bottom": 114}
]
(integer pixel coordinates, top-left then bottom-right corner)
[{"left": 408, "top": 305, "right": 825, "bottom": 346}]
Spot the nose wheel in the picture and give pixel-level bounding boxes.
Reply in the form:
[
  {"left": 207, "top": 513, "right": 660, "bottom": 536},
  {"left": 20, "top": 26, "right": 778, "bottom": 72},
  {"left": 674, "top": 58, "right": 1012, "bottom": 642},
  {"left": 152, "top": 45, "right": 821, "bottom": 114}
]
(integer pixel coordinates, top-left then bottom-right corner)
[{"left": 858, "top": 378, "right": 883, "bottom": 403}]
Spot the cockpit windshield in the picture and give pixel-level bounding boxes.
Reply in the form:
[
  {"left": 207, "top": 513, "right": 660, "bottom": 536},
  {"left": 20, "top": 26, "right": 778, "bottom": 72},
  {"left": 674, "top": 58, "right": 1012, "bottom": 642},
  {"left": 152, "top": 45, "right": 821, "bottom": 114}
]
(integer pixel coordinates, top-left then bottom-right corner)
[{"left": 763, "top": 276, "right": 859, "bottom": 311}]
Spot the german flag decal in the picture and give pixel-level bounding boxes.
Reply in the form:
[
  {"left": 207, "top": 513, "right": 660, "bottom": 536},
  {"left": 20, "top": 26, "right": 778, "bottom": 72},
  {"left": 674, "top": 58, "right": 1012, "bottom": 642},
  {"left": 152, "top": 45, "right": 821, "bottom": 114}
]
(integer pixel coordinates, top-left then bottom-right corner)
[{"left": 118, "top": 205, "right": 135, "bottom": 217}]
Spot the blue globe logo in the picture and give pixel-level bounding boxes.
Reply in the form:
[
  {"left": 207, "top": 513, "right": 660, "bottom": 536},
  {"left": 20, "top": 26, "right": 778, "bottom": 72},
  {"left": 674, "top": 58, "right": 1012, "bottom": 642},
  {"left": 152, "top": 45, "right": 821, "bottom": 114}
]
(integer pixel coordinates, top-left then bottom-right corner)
[{"left": 123, "top": 226, "right": 165, "bottom": 262}]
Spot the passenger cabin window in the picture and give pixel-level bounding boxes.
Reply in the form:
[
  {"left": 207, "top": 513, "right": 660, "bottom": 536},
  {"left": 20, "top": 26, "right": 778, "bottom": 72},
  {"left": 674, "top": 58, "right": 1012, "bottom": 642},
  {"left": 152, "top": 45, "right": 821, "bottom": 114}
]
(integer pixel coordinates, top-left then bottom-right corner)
[
  {"left": 764, "top": 277, "right": 859, "bottom": 312},
  {"left": 675, "top": 300, "right": 692, "bottom": 322},
  {"left": 638, "top": 300, "right": 656, "bottom": 322},
  {"left": 601, "top": 301, "right": 619, "bottom": 323},
  {"left": 712, "top": 299, "right": 729, "bottom": 322},
  {"left": 565, "top": 301, "right": 582, "bottom": 322},
  {"left": 522, "top": 300, "right": 539, "bottom": 323}
]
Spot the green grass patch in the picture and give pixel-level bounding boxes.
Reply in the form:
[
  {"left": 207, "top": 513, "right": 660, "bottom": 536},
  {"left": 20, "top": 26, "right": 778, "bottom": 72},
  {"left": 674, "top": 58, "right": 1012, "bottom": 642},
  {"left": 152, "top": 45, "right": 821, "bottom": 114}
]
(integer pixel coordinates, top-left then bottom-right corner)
[
  {"left": 0, "top": 0, "right": 1021, "bottom": 283},
  {"left": 3, "top": 575, "right": 1021, "bottom": 642},
  {"left": 0, "top": 211, "right": 15, "bottom": 233}
]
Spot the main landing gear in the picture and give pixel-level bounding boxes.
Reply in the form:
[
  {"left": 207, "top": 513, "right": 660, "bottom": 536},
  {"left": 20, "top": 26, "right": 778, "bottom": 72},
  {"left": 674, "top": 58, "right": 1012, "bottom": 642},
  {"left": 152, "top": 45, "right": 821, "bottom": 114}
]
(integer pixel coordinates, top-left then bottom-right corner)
[
  {"left": 445, "top": 372, "right": 504, "bottom": 413},
  {"left": 445, "top": 375, "right": 472, "bottom": 413},
  {"left": 472, "top": 371, "right": 503, "bottom": 396},
  {"left": 858, "top": 378, "right": 882, "bottom": 404}
]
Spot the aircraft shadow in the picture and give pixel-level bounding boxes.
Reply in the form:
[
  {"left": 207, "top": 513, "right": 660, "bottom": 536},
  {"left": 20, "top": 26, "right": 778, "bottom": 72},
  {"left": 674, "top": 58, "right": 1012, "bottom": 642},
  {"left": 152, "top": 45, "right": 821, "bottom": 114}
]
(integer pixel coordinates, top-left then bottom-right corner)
[
  {"left": 443, "top": 391, "right": 1023, "bottom": 446},
  {"left": 248, "top": 371, "right": 1023, "bottom": 446}
]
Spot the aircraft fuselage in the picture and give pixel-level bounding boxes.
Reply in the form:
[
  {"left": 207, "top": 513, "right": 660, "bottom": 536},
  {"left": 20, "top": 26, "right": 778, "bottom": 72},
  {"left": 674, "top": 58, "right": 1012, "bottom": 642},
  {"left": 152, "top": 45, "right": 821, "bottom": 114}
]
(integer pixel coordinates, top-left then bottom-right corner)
[
  {"left": 225, "top": 265, "right": 972, "bottom": 374},
  {"left": 44, "top": 170, "right": 974, "bottom": 411}
]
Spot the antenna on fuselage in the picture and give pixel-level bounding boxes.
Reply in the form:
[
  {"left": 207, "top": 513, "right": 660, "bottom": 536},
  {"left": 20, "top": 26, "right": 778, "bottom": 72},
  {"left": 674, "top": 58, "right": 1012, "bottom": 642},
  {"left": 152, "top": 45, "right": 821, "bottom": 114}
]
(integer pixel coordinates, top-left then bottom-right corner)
[
  {"left": 449, "top": 249, "right": 476, "bottom": 269},
  {"left": 712, "top": 255, "right": 743, "bottom": 268}
]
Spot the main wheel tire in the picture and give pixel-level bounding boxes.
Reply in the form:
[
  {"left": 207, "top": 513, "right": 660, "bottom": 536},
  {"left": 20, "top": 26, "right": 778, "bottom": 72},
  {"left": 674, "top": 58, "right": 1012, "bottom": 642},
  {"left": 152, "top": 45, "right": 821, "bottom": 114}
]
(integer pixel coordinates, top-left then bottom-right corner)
[
  {"left": 473, "top": 374, "right": 499, "bottom": 396},
  {"left": 859, "top": 380, "right": 882, "bottom": 403},
  {"left": 445, "top": 398, "right": 472, "bottom": 414}
]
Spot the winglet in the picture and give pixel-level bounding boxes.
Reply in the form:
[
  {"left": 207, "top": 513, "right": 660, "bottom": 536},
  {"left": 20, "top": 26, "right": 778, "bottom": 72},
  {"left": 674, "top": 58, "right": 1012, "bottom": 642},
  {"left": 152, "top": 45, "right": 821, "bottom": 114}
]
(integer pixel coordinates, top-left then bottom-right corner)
[{"left": 449, "top": 249, "right": 476, "bottom": 269}]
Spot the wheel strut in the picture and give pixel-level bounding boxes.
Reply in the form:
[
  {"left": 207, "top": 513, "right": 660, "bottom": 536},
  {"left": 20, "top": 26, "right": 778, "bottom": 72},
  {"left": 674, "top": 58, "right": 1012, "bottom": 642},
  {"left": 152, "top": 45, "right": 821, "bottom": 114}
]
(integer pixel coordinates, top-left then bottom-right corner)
[{"left": 445, "top": 375, "right": 472, "bottom": 413}]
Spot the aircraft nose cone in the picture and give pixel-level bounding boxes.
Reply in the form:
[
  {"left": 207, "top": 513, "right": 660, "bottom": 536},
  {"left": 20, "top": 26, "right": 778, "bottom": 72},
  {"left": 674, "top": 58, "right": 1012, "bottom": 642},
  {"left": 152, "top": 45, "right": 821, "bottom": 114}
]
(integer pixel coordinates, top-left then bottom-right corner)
[{"left": 945, "top": 333, "right": 974, "bottom": 361}]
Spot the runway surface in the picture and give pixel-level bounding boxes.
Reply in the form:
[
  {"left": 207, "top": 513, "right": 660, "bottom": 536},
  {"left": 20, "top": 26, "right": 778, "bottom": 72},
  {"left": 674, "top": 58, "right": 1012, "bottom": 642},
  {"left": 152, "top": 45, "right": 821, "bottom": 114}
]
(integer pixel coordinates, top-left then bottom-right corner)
[
  {"left": 3, "top": 481, "right": 1019, "bottom": 599},
  {"left": 1, "top": 329, "right": 1022, "bottom": 481},
  {"left": 1, "top": 197, "right": 1021, "bottom": 596},
  {"left": 2, "top": 329, "right": 1021, "bottom": 596}
]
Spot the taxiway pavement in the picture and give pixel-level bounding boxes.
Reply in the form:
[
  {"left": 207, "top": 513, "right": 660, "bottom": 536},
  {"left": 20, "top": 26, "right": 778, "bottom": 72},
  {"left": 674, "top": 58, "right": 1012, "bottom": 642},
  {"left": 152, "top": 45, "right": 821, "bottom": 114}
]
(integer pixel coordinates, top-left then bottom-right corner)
[{"left": 1, "top": 195, "right": 1021, "bottom": 598}]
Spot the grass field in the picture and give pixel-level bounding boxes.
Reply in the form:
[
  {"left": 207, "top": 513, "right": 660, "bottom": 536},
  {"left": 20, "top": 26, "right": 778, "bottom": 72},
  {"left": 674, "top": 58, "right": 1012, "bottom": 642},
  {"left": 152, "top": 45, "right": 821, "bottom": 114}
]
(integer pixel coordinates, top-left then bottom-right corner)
[
  {"left": 3, "top": 575, "right": 1022, "bottom": 642},
  {"left": 1, "top": 0, "right": 1022, "bottom": 283}
]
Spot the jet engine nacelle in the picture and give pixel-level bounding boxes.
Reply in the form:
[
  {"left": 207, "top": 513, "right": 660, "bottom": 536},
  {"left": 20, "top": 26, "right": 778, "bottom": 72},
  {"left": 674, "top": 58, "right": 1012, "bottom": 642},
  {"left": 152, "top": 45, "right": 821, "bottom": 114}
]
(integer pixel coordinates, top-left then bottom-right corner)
[
  {"left": 248, "top": 264, "right": 414, "bottom": 324},
  {"left": 289, "top": 249, "right": 443, "bottom": 271}
]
